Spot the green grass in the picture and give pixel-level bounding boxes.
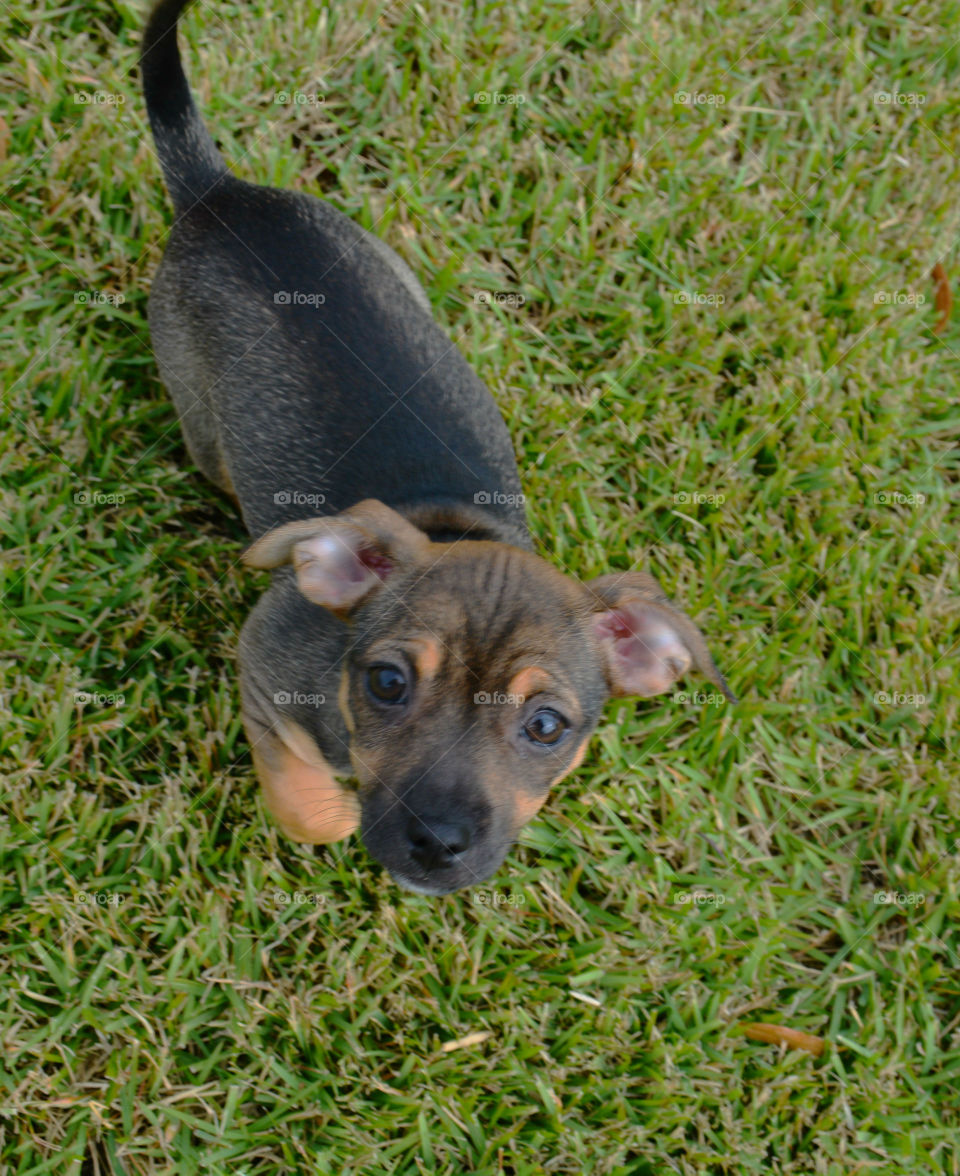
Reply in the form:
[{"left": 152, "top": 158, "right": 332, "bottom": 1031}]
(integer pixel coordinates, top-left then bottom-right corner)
[{"left": 3, "top": 0, "right": 960, "bottom": 1171}]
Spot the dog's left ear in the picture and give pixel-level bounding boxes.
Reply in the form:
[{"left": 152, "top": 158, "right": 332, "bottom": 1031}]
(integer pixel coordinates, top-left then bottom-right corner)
[
  {"left": 588, "top": 572, "right": 736, "bottom": 701},
  {"left": 242, "top": 499, "right": 430, "bottom": 617}
]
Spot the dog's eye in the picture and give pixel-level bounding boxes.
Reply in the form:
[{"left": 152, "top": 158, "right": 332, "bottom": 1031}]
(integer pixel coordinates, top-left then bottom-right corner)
[
  {"left": 523, "top": 708, "right": 568, "bottom": 746},
  {"left": 366, "top": 663, "right": 408, "bottom": 705}
]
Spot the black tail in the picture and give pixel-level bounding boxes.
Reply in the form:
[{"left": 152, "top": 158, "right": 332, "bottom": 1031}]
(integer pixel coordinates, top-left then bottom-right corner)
[{"left": 141, "top": 0, "right": 229, "bottom": 210}]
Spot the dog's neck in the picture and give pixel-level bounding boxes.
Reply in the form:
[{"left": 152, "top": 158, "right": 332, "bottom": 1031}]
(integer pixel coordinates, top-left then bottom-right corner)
[{"left": 394, "top": 497, "right": 533, "bottom": 550}]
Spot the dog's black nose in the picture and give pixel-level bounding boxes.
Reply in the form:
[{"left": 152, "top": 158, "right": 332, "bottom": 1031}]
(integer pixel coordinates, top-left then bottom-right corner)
[{"left": 407, "top": 817, "right": 471, "bottom": 870}]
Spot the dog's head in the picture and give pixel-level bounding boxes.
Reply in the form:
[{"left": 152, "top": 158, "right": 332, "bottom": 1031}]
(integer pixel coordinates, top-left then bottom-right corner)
[{"left": 245, "top": 500, "right": 733, "bottom": 895}]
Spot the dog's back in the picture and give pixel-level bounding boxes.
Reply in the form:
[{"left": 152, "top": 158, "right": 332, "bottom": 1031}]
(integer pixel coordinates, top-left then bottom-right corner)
[{"left": 142, "top": 0, "right": 529, "bottom": 545}]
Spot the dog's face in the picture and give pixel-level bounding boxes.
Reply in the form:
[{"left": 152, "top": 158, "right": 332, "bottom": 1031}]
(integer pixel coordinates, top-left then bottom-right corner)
[
  {"left": 340, "top": 546, "right": 608, "bottom": 894},
  {"left": 246, "top": 501, "right": 732, "bottom": 895}
]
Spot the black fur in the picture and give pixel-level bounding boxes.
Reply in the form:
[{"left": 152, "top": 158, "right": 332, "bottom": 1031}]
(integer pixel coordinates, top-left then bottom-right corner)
[
  {"left": 140, "top": 0, "right": 529, "bottom": 546},
  {"left": 142, "top": 0, "right": 228, "bottom": 209}
]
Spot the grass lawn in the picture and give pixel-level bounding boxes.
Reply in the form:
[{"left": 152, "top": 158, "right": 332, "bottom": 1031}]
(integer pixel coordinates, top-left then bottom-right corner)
[{"left": 3, "top": 0, "right": 960, "bottom": 1171}]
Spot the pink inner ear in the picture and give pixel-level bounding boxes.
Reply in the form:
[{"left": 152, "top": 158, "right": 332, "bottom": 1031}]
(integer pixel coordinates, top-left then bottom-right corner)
[
  {"left": 294, "top": 533, "right": 393, "bottom": 609},
  {"left": 357, "top": 546, "right": 394, "bottom": 579},
  {"left": 594, "top": 604, "right": 692, "bottom": 697}
]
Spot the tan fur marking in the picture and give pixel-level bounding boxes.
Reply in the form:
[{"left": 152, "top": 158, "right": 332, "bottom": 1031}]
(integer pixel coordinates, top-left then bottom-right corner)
[
  {"left": 216, "top": 455, "right": 237, "bottom": 502},
  {"left": 513, "top": 789, "right": 550, "bottom": 826},
  {"left": 513, "top": 737, "right": 590, "bottom": 828},
  {"left": 338, "top": 669, "right": 356, "bottom": 735},
  {"left": 408, "top": 636, "right": 443, "bottom": 681},
  {"left": 549, "top": 735, "right": 589, "bottom": 790},
  {"left": 507, "top": 665, "right": 552, "bottom": 703},
  {"left": 252, "top": 719, "right": 359, "bottom": 843}
]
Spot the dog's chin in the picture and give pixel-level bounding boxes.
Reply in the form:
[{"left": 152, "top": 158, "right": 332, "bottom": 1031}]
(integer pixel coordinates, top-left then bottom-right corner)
[
  {"left": 391, "top": 873, "right": 463, "bottom": 897},
  {"left": 387, "top": 857, "right": 503, "bottom": 896}
]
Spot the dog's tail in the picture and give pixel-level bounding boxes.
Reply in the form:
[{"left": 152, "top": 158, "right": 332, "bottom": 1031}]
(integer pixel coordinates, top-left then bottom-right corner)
[{"left": 141, "top": 0, "right": 229, "bottom": 210}]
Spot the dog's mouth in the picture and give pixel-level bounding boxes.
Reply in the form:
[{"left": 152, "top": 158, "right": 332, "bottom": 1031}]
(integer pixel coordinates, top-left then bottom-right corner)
[
  {"left": 390, "top": 871, "right": 466, "bottom": 897},
  {"left": 374, "top": 846, "right": 505, "bottom": 896}
]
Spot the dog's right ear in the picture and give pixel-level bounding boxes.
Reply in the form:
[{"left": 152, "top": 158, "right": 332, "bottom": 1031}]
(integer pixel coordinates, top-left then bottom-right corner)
[
  {"left": 243, "top": 499, "right": 430, "bottom": 617},
  {"left": 587, "top": 571, "right": 736, "bottom": 702}
]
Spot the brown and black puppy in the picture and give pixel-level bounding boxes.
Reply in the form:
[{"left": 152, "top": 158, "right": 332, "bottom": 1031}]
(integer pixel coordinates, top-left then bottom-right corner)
[{"left": 141, "top": 0, "right": 734, "bottom": 895}]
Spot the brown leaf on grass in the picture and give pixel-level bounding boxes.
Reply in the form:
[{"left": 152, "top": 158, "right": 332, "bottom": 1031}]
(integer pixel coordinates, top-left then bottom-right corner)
[
  {"left": 741, "top": 1022, "right": 826, "bottom": 1056},
  {"left": 932, "top": 262, "right": 952, "bottom": 335},
  {"left": 612, "top": 137, "right": 639, "bottom": 188}
]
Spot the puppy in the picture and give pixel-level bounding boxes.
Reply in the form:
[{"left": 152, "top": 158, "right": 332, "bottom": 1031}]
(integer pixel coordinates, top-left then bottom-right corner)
[{"left": 141, "top": 0, "right": 733, "bottom": 895}]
